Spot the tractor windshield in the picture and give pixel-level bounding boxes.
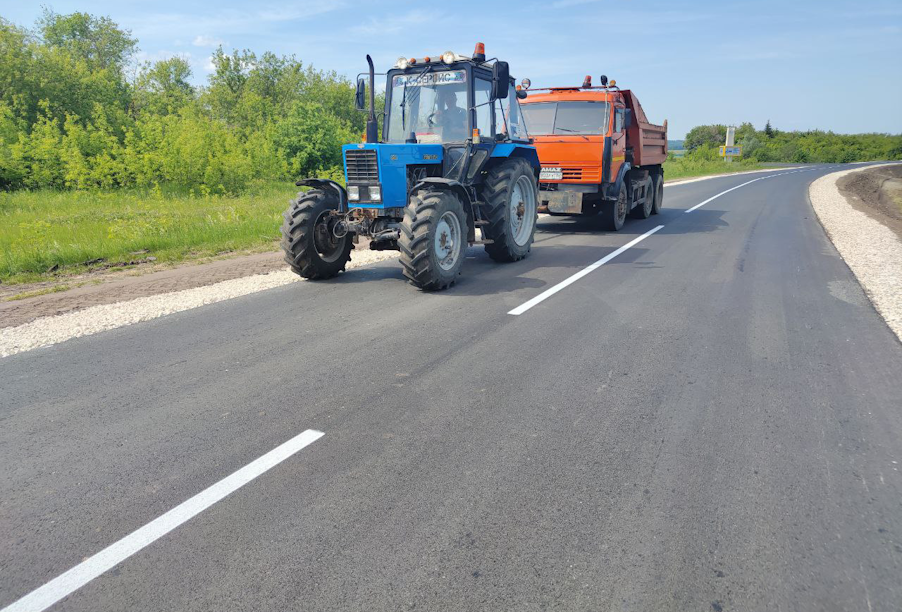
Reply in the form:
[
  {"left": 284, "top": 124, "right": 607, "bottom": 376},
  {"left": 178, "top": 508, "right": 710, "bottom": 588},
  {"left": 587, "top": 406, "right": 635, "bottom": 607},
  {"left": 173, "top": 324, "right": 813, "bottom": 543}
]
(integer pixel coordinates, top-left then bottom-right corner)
[
  {"left": 521, "top": 101, "right": 611, "bottom": 136},
  {"left": 387, "top": 70, "right": 469, "bottom": 144}
]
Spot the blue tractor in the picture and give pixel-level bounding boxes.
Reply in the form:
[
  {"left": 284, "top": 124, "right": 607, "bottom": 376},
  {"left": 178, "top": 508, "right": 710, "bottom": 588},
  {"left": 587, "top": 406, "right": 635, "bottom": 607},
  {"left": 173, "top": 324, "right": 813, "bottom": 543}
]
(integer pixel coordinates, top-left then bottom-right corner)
[{"left": 280, "top": 43, "right": 540, "bottom": 291}]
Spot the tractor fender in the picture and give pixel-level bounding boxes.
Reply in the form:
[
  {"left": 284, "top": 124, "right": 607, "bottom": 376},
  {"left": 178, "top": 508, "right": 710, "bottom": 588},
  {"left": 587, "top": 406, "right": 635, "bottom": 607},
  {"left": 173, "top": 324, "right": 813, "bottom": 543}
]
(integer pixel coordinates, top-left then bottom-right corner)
[
  {"left": 604, "top": 162, "right": 632, "bottom": 201},
  {"left": 412, "top": 178, "right": 477, "bottom": 242},
  {"left": 489, "top": 143, "right": 540, "bottom": 173},
  {"left": 295, "top": 178, "right": 348, "bottom": 212}
]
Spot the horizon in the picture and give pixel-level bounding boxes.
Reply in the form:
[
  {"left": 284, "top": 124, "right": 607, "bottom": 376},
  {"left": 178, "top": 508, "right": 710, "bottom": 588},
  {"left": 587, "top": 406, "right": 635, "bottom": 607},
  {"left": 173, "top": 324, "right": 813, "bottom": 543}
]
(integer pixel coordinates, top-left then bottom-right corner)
[{"left": 2, "top": 0, "right": 901, "bottom": 139}]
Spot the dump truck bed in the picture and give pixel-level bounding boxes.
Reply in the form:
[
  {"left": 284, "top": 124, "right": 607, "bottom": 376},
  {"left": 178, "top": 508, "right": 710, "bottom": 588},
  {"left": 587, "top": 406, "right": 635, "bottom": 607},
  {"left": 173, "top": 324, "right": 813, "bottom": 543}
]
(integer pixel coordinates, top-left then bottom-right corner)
[{"left": 620, "top": 89, "right": 667, "bottom": 166}]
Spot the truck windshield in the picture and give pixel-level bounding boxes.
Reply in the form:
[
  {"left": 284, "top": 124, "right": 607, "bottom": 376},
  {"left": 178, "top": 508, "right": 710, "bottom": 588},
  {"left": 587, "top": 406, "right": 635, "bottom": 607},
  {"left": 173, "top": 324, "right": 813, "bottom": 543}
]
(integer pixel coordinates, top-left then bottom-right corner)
[
  {"left": 521, "top": 101, "right": 611, "bottom": 135},
  {"left": 386, "top": 70, "right": 469, "bottom": 144}
]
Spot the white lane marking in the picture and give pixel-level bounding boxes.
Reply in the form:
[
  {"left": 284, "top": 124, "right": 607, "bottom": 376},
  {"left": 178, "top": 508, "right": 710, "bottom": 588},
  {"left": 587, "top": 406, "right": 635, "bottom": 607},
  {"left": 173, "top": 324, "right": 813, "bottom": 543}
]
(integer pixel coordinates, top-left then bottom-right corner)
[
  {"left": 2, "top": 429, "right": 325, "bottom": 612},
  {"left": 508, "top": 225, "right": 664, "bottom": 316},
  {"left": 511, "top": 166, "right": 840, "bottom": 316},
  {"left": 684, "top": 176, "right": 772, "bottom": 213},
  {"left": 683, "top": 166, "right": 832, "bottom": 213}
]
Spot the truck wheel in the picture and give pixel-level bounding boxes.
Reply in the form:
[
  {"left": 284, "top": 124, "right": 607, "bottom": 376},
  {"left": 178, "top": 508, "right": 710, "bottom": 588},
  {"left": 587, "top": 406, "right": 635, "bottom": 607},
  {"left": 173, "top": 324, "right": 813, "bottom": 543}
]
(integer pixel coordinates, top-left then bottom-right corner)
[
  {"left": 631, "top": 177, "right": 654, "bottom": 219},
  {"left": 399, "top": 189, "right": 466, "bottom": 291},
  {"left": 651, "top": 174, "right": 664, "bottom": 215},
  {"left": 604, "top": 183, "right": 628, "bottom": 231},
  {"left": 481, "top": 159, "right": 538, "bottom": 262},
  {"left": 281, "top": 189, "right": 352, "bottom": 279}
]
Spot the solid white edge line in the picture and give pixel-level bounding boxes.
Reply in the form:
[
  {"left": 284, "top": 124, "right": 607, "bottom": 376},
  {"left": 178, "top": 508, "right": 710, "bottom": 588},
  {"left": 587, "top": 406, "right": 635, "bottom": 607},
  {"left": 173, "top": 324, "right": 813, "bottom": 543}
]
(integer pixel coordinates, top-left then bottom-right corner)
[
  {"left": 508, "top": 225, "right": 665, "bottom": 316},
  {"left": 2, "top": 429, "right": 325, "bottom": 612}
]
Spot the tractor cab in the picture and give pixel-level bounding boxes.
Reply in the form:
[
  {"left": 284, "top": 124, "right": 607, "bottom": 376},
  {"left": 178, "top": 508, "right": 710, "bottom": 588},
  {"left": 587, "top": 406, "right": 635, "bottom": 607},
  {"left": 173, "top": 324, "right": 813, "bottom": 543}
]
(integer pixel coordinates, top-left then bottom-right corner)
[{"left": 281, "top": 43, "right": 540, "bottom": 291}]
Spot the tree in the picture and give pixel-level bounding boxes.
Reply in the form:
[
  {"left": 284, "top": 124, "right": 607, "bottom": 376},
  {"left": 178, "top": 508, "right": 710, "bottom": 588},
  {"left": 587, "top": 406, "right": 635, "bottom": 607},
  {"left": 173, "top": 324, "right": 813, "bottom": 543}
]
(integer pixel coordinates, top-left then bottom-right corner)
[
  {"left": 38, "top": 9, "right": 136, "bottom": 74},
  {"left": 764, "top": 120, "right": 774, "bottom": 138},
  {"left": 135, "top": 57, "right": 195, "bottom": 115},
  {"left": 684, "top": 124, "right": 727, "bottom": 152}
]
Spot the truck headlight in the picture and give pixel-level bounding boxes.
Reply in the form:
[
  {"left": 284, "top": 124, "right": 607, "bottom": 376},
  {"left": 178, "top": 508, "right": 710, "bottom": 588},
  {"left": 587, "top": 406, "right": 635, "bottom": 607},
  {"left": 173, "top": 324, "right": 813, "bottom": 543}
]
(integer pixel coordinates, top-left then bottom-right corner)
[
  {"left": 347, "top": 185, "right": 360, "bottom": 201},
  {"left": 396, "top": 57, "right": 409, "bottom": 69},
  {"left": 442, "top": 51, "right": 455, "bottom": 65},
  {"left": 369, "top": 185, "right": 381, "bottom": 201}
]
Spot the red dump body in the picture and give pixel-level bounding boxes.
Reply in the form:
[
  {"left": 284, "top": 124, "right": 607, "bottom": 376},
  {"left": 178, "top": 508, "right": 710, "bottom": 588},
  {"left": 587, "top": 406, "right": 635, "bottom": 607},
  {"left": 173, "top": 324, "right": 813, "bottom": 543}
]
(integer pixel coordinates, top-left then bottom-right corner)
[{"left": 620, "top": 89, "right": 668, "bottom": 167}]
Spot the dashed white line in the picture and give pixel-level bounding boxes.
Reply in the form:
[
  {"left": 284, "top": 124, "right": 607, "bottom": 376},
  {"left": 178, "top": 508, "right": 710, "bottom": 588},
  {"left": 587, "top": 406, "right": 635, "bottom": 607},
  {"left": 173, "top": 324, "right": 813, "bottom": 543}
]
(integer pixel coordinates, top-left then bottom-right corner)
[
  {"left": 2, "top": 429, "right": 325, "bottom": 612},
  {"left": 509, "top": 166, "right": 835, "bottom": 316},
  {"left": 508, "top": 224, "right": 665, "bottom": 315}
]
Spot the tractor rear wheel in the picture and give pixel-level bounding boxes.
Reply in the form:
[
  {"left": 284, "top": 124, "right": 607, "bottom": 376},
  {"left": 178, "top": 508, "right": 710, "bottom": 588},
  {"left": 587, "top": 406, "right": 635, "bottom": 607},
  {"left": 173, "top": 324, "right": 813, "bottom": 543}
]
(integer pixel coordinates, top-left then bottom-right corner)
[
  {"left": 481, "top": 158, "right": 538, "bottom": 262},
  {"left": 399, "top": 189, "right": 466, "bottom": 291},
  {"left": 280, "top": 189, "right": 352, "bottom": 279},
  {"left": 604, "top": 183, "right": 628, "bottom": 231}
]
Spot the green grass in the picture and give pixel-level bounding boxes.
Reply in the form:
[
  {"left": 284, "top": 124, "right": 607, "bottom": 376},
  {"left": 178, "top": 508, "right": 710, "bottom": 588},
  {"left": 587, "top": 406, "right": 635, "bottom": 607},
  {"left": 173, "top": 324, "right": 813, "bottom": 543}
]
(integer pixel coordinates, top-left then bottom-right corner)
[
  {"left": 0, "top": 182, "right": 299, "bottom": 284},
  {"left": 663, "top": 157, "right": 767, "bottom": 180}
]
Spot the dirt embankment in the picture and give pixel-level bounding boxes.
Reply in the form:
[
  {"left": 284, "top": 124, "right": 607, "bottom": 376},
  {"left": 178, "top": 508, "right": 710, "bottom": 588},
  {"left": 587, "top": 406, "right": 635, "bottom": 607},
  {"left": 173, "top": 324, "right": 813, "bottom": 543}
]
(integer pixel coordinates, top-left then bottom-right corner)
[{"left": 837, "top": 164, "right": 902, "bottom": 240}]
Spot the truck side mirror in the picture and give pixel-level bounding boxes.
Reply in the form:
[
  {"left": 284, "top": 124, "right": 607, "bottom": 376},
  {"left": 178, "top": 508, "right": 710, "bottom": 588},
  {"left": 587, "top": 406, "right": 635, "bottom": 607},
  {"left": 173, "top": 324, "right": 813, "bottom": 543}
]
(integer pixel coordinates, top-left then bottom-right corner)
[
  {"left": 624, "top": 108, "right": 632, "bottom": 129},
  {"left": 355, "top": 78, "right": 366, "bottom": 111},
  {"left": 492, "top": 61, "right": 510, "bottom": 100}
]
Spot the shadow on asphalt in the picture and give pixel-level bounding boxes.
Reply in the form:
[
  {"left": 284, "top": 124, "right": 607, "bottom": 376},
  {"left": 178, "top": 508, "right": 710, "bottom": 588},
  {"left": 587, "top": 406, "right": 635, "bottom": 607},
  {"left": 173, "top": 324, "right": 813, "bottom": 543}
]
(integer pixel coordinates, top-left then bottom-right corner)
[{"left": 320, "top": 208, "right": 726, "bottom": 295}]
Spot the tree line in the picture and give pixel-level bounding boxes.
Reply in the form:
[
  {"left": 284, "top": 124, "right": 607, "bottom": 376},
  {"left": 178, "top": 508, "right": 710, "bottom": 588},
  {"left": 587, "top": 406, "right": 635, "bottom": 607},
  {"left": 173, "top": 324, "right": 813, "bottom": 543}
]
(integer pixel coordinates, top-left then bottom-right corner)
[
  {"left": 681, "top": 121, "right": 901, "bottom": 164},
  {"left": 0, "top": 10, "right": 366, "bottom": 194},
  {"left": 2, "top": 11, "right": 900, "bottom": 195}
]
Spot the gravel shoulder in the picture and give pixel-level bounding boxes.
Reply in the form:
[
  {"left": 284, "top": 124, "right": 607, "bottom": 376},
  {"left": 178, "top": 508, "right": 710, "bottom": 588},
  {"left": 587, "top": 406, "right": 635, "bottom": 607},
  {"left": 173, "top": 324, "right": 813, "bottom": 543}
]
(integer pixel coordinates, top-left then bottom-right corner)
[{"left": 810, "top": 163, "right": 902, "bottom": 342}]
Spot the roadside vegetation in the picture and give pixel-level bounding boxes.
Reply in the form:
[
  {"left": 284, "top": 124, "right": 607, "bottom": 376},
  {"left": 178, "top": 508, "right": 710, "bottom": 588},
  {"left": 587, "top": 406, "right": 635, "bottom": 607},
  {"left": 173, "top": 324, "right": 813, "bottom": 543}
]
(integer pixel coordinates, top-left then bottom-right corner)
[{"left": 1, "top": 10, "right": 900, "bottom": 284}]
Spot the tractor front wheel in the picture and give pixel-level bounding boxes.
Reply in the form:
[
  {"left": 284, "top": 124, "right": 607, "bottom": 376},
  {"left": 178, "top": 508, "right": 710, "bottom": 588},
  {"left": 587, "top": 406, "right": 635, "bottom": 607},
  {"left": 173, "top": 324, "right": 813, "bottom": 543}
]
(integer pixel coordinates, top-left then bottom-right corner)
[
  {"left": 481, "top": 158, "right": 538, "bottom": 262},
  {"left": 399, "top": 189, "right": 466, "bottom": 291},
  {"left": 280, "top": 189, "right": 352, "bottom": 279}
]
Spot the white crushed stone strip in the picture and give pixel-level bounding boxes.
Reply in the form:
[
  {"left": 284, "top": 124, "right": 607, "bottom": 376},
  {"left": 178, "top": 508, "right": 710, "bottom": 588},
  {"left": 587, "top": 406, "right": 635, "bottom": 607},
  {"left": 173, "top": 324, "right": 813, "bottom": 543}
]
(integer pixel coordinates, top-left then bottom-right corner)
[
  {"left": 809, "top": 164, "right": 902, "bottom": 341},
  {"left": 0, "top": 250, "right": 399, "bottom": 358}
]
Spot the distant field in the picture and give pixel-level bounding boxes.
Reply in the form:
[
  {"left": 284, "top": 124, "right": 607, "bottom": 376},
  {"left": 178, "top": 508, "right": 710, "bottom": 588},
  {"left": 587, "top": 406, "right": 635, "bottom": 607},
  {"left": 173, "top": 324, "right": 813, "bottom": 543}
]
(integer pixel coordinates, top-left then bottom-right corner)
[
  {"left": 0, "top": 183, "right": 298, "bottom": 284},
  {"left": 2, "top": 161, "right": 772, "bottom": 284}
]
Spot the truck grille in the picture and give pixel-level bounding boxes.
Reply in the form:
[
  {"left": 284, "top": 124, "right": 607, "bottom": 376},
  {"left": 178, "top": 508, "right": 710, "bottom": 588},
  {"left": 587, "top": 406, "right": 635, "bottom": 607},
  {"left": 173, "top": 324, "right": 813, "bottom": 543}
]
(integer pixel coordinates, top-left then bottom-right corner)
[
  {"left": 543, "top": 164, "right": 601, "bottom": 183},
  {"left": 345, "top": 149, "right": 379, "bottom": 183}
]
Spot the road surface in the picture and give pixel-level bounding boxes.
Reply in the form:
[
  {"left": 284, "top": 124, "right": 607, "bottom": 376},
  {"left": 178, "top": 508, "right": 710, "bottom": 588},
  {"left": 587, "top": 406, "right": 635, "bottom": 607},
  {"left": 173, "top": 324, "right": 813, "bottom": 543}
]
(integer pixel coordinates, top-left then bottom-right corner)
[{"left": 2, "top": 165, "right": 901, "bottom": 612}]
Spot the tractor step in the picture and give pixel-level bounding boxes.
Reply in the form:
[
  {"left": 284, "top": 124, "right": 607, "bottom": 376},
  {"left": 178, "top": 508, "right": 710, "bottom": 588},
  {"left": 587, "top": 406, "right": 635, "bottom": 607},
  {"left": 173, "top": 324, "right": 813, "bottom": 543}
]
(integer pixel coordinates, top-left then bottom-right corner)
[
  {"left": 472, "top": 239, "right": 494, "bottom": 245},
  {"left": 474, "top": 219, "right": 489, "bottom": 226}
]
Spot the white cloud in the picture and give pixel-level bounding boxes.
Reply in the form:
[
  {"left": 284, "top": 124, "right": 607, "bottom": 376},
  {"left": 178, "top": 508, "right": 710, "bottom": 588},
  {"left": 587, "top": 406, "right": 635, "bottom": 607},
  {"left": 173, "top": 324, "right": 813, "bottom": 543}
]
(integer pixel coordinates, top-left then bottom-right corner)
[
  {"left": 193, "top": 35, "right": 225, "bottom": 48},
  {"left": 350, "top": 10, "right": 435, "bottom": 36}
]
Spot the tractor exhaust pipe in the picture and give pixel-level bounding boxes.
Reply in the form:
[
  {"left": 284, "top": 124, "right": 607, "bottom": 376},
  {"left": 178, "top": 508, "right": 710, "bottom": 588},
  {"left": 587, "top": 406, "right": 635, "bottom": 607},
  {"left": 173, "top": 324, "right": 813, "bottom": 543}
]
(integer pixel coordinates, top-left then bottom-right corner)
[{"left": 365, "top": 55, "right": 378, "bottom": 143}]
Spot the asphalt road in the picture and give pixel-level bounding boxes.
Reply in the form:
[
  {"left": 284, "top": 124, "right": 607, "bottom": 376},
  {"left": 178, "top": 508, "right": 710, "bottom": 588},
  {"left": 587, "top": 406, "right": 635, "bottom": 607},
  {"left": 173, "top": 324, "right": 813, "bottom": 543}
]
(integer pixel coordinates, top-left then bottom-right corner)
[{"left": 2, "top": 165, "right": 901, "bottom": 612}]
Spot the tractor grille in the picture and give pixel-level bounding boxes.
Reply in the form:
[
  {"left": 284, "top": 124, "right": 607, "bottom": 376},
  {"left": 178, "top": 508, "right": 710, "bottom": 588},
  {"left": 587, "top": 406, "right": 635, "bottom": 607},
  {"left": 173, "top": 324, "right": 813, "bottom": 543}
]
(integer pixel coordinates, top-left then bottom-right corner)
[{"left": 345, "top": 149, "right": 379, "bottom": 183}]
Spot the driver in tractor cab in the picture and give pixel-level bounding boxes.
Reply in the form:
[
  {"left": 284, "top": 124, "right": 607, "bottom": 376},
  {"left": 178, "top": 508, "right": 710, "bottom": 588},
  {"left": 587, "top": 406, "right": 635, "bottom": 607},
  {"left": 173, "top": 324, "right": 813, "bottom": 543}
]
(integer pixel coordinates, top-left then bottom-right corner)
[{"left": 433, "top": 86, "right": 467, "bottom": 141}]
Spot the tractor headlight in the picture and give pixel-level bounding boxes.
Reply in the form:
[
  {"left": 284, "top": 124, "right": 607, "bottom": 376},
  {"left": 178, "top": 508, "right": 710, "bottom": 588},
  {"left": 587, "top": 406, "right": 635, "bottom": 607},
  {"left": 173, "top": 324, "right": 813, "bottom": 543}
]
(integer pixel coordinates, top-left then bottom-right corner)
[
  {"left": 441, "top": 51, "right": 455, "bottom": 65},
  {"left": 369, "top": 185, "right": 382, "bottom": 201},
  {"left": 347, "top": 185, "right": 360, "bottom": 201},
  {"left": 396, "top": 57, "right": 409, "bottom": 69}
]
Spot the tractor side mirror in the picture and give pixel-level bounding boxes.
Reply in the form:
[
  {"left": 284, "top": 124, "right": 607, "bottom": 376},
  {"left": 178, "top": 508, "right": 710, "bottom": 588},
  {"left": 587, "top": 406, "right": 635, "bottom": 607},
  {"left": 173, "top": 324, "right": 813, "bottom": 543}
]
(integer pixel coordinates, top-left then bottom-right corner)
[
  {"left": 355, "top": 78, "right": 366, "bottom": 111},
  {"left": 624, "top": 108, "right": 632, "bottom": 129},
  {"left": 492, "top": 61, "right": 510, "bottom": 100}
]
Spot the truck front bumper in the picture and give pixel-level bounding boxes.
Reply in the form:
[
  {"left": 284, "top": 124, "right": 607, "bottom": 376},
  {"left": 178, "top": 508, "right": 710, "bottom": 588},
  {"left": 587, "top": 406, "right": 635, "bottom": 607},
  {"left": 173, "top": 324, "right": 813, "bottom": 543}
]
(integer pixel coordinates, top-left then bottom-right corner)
[{"left": 538, "top": 184, "right": 600, "bottom": 215}]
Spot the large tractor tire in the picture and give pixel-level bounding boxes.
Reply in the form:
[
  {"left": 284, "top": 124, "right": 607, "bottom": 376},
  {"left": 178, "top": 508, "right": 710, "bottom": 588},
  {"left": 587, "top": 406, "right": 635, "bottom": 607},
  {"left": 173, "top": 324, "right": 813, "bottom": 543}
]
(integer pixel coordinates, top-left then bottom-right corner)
[
  {"left": 399, "top": 189, "right": 466, "bottom": 291},
  {"left": 651, "top": 172, "right": 664, "bottom": 215},
  {"left": 481, "top": 158, "right": 538, "bottom": 262},
  {"left": 603, "top": 182, "right": 629, "bottom": 231},
  {"left": 280, "top": 189, "right": 352, "bottom": 279}
]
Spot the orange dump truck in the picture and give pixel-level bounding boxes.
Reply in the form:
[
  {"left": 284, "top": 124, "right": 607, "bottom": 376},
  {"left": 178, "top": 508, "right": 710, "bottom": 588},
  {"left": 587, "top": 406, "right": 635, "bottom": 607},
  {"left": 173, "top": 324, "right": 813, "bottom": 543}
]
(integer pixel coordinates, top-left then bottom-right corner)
[{"left": 519, "top": 77, "right": 667, "bottom": 230}]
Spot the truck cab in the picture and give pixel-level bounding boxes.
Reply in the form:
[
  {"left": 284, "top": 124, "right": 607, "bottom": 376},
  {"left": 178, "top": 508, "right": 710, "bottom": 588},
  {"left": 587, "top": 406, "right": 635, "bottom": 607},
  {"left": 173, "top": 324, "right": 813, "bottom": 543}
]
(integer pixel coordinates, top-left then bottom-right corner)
[{"left": 519, "top": 78, "right": 667, "bottom": 230}]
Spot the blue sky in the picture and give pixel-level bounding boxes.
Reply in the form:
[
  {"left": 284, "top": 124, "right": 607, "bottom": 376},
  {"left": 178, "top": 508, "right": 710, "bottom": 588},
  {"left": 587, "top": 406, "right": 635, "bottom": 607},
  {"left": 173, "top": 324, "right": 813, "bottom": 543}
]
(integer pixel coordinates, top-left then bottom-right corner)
[{"left": 2, "top": 0, "right": 900, "bottom": 138}]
